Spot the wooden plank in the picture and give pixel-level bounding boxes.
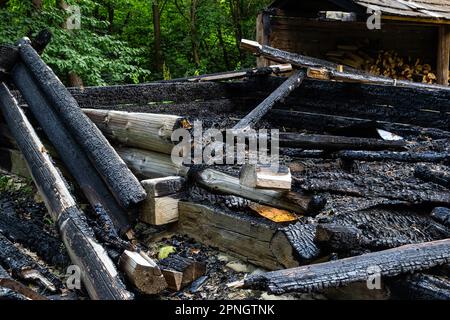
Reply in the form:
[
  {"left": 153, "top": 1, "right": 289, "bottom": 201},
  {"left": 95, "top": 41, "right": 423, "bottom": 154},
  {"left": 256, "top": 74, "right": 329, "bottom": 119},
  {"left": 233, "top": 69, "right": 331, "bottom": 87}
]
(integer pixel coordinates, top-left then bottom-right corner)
[
  {"left": 240, "top": 164, "right": 292, "bottom": 190},
  {"left": 0, "top": 83, "right": 133, "bottom": 300},
  {"left": 242, "top": 239, "right": 450, "bottom": 294},
  {"left": 437, "top": 25, "right": 450, "bottom": 85},
  {"left": 141, "top": 176, "right": 185, "bottom": 197},
  {"left": 18, "top": 40, "right": 146, "bottom": 210},
  {"left": 140, "top": 196, "right": 180, "bottom": 226}
]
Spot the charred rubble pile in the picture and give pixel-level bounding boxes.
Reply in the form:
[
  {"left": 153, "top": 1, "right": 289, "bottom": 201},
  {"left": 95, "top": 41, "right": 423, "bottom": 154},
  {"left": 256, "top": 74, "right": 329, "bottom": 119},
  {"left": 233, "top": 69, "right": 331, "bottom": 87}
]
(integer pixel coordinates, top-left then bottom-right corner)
[{"left": 0, "top": 35, "right": 449, "bottom": 300}]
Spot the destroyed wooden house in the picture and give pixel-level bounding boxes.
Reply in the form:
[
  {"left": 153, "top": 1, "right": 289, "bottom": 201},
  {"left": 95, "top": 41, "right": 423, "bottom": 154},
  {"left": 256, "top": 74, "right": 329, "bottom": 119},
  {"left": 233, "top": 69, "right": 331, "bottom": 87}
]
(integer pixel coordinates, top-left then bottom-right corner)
[
  {"left": 257, "top": 0, "right": 450, "bottom": 85},
  {"left": 0, "top": 35, "right": 449, "bottom": 300}
]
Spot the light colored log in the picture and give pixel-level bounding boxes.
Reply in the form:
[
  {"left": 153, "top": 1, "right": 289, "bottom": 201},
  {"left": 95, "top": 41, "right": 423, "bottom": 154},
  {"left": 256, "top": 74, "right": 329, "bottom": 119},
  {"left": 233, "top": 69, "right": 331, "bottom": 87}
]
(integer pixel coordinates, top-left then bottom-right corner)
[
  {"left": 83, "top": 109, "right": 191, "bottom": 154},
  {"left": 437, "top": 26, "right": 450, "bottom": 86},
  {"left": 117, "top": 147, "right": 189, "bottom": 179},
  {"left": 240, "top": 164, "right": 291, "bottom": 190},
  {"left": 119, "top": 250, "right": 167, "bottom": 295}
]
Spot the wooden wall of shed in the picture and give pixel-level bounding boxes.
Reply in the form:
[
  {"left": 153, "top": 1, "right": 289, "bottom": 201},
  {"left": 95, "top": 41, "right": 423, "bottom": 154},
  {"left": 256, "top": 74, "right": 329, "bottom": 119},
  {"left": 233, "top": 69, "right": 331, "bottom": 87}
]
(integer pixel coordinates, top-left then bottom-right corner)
[{"left": 258, "top": 15, "right": 438, "bottom": 68}]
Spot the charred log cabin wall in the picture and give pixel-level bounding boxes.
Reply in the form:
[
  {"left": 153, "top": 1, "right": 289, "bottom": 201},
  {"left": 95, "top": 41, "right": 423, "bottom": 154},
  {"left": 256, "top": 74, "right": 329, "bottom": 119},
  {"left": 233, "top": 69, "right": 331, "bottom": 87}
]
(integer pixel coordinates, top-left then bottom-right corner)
[{"left": 11, "top": 78, "right": 446, "bottom": 130}]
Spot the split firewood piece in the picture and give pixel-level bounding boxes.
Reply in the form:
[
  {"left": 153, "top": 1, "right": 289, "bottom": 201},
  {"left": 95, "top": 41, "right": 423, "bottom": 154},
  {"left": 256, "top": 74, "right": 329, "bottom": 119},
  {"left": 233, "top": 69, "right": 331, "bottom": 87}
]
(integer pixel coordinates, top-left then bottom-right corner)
[
  {"left": 415, "top": 165, "right": 450, "bottom": 189},
  {"left": 0, "top": 84, "right": 133, "bottom": 300},
  {"left": 0, "top": 265, "right": 46, "bottom": 300},
  {"left": 140, "top": 177, "right": 185, "bottom": 225},
  {"left": 240, "top": 164, "right": 292, "bottom": 190},
  {"left": 233, "top": 69, "right": 305, "bottom": 131},
  {"left": 12, "top": 63, "right": 131, "bottom": 235},
  {"left": 119, "top": 250, "right": 167, "bottom": 295},
  {"left": 194, "top": 168, "right": 325, "bottom": 215},
  {"left": 240, "top": 39, "right": 446, "bottom": 90},
  {"left": 17, "top": 39, "right": 146, "bottom": 210},
  {"left": 241, "top": 239, "right": 450, "bottom": 294},
  {"left": 159, "top": 255, "right": 206, "bottom": 291},
  {"left": 83, "top": 109, "right": 191, "bottom": 155},
  {"left": 278, "top": 132, "right": 406, "bottom": 151}
]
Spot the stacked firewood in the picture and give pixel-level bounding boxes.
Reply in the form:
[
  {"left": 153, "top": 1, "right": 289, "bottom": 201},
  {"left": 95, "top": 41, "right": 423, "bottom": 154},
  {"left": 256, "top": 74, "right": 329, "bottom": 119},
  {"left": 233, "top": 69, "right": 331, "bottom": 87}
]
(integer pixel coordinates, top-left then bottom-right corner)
[{"left": 326, "top": 46, "right": 445, "bottom": 84}]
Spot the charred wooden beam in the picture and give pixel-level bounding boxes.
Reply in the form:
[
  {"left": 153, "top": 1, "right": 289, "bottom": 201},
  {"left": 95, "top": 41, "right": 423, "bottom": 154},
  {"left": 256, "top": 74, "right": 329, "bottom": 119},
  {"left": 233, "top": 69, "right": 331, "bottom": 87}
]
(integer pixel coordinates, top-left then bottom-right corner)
[
  {"left": 83, "top": 109, "right": 191, "bottom": 155},
  {"left": 431, "top": 207, "right": 450, "bottom": 227},
  {"left": 178, "top": 201, "right": 300, "bottom": 270},
  {"left": 0, "top": 233, "right": 60, "bottom": 292},
  {"left": 242, "top": 239, "right": 450, "bottom": 294},
  {"left": 241, "top": 39, "right": 450, "bottom": 91},
  {"left": 0, "top": 83, "right": 133, "bottom": 300},
  {"left": 279, "top": 132, "right": 406, "bottom": 151},
  {"left": 233, "top": 69, "right": 305, "bottom": 130},
  {"left": 0, "top": 265, "right": 46, "bottom": 300},
  {"left": 338, "top": 150, "right": 449, "bottom": 164},
  {"left": 192, "top": 168, "right": 324, "bottom": 215},
  {"left": 390, "top": 273, "right": 450, "bottom": 300},
  {"left": 18, "top": 40, "right": 146, "bottom": 210},
  {"left": 415, "top": 165, "right": 450, "bottom": 189},
  {"left": 11, "top": 63, "right": 131, "bottom": 234},
  {"left": 119, "top": 250, "right": 167, "bottom": 295},
  {"left": 160, "top": 255, "right": 206, "bottom": 291}
]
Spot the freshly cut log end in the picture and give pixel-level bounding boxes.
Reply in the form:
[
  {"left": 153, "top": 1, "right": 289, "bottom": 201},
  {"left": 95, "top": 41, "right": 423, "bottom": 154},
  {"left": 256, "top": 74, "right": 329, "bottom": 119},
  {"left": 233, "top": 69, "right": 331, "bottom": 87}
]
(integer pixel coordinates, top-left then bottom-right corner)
[
  {"left": 119, "top": 250, "right": 167, "bottom": 295},
  {"left": 18, "top": 41, "right": 147, "bottom": 210},
  {"left": 141, "top": 176, "right": 185, "bottom": 197},
  {"left": 240, "top": 164, "right": 292, "bottom": 190},
  {"left": 160, "top": 255, "right": 206, "bottom": 291},
  {"left": 243, "top": 239, "right": 450, "bottom": 294},
  {"left": 139, "top": 196, "right": 180, "bottom": 226}
]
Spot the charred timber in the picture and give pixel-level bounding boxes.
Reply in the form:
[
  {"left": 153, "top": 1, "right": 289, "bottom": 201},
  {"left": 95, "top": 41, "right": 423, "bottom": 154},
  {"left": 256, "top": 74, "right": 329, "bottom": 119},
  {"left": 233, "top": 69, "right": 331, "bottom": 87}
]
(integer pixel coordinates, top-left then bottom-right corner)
[
  {"left": 0, "top": 83, "right": 133, "bottom": 300},
  {"left": 415, "top": 165, "right": 450, "bottom": 189},
  {"left": 243, "top": 239, "right": 450, "bottom": 294},
  {"left": 233, "top": 69, "right": 305, "bottom": 130},
  {"left": 338, "top": 150, "right": 449, "bottom": 164},
  {"left": 279, "top": 133, "right": 406, "bottom": 151},
  {"left": 18, "top": 40, "right": 146, "bottom": 210},
  {"left": 11, "top": 63, "right": 131, "bottom": 234}
]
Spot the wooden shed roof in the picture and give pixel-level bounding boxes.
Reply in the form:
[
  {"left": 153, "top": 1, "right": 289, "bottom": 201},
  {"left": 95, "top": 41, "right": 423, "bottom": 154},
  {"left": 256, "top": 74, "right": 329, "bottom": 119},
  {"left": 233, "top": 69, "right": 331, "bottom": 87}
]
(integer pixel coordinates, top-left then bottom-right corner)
[{"left": 270, "top": 0, "right": 450, "bottom": 22}]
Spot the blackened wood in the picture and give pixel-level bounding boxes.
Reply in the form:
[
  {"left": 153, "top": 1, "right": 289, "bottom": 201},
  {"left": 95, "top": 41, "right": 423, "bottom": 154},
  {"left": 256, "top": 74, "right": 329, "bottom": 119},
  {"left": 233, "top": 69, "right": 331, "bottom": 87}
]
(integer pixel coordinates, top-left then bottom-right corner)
[
  {"left": 415, "top": 165, "right": 450, "bottom": 189},
  {"left": 233, "top": 70, "right": 305, "bottom": 130},
  {"left": 0, "top": 233, "right": 60, "bottom": 291},
  {"left": 18, "top": 41, "right": 146, "bottom": 210},
  {"left": 431, "top": 207, "right": 450, "bottom": 227},
  {"left": 0, "top": 265, "right": 46, "bottom": 300},
  {"left": 12, "top": 63, "right": 131, "bottom": 234},
  {"left": 159, "top": 255, "right": 206, "bottom": 290},
  {"left": 280, "top": 223, "right": 321, "bottom": 263},
  {"left": 0, "top": 197, "right": 69, "bottom": 268},
  {"left": 279, "top": 132, "right": 406, "bottom": 151},
  {"left": 0, "top": 83, "right": 133, "bottom": 300},
  {"left": 241, "top": 39, "right": 450, "bottom": 91},
  {"left": 390, "top": 273, "right": 450, "bottom": 300},
  {"left": 141, "top": 176, "right": 185, "bottom": 197},
  {"left": 243, "top": 239, "right": 450, "bottom": 294},
  {"left": 338, "top": 150, "right": 450, "bottom": 163}
]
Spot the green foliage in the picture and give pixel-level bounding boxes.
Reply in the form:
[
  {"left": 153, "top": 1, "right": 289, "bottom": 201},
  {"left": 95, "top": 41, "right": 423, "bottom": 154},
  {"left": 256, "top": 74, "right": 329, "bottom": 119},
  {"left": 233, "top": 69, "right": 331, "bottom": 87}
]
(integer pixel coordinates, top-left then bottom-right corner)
[{"left": 0, "top": 0, "right": 272, "bottom": 85}]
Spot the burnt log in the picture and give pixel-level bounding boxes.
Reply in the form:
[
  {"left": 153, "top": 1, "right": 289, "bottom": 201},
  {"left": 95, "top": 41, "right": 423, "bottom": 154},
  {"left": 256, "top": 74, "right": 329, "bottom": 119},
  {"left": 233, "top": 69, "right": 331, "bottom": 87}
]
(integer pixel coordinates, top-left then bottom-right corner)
[
  {"left": 18, "top": 40, "right": 146, "bottom": 210},
  {"left": 415, "top": 165, "right": 450, "bottom": 189},
  {"left": 0, "top": 83, "right": 133, "bottom": 300},
  {"left": 160, "top": 255, "right": 206, "bottom": 291},
  {"left": 390, "top": 273, "right": 450, "bottom": 300},
  {"left": 279, "top": 132, "right": 406, "bottom": 151},
  {"left": 11, "top": 63, "right": 131, "bottom": 234},
  {"left": 233, "top": 69, "right": 305, "bottom": 130},
  {"left": 0, "top": 265, "right": 46, "bottom": 300},
  {"left": 243, "top": 239, "right": 450, "bottom": 294},
  {"left": 337, "top": 150, "right": 449, "bottom": 163},
  {"left": 431, "top": 207, "right": 450, "bottom": 227}
]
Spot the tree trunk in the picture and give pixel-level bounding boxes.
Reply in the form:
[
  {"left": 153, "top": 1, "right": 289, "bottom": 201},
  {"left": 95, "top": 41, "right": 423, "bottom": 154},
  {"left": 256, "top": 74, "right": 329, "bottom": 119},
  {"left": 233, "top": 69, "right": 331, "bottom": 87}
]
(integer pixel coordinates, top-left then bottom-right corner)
[{"left": 153, "top": 0, "right": 163, "bottom": 73}]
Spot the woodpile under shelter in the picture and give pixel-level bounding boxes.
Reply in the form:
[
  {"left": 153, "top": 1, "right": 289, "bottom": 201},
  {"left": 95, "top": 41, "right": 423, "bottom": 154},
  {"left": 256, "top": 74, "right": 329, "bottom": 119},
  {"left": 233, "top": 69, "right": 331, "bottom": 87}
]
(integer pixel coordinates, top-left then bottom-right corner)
[{"left": 257, "top": 0, "right": 450, "bottom": 85}]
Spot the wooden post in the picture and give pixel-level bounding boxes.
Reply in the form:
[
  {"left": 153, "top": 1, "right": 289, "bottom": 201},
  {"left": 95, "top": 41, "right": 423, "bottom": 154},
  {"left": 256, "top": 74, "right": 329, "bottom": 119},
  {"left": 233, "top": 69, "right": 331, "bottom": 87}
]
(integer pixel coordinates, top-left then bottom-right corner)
[
  {"left": 256, "top": 12, "right": 270, "bottom": 68},
  {"left": 437, "top": 26, "right": 450, "bottom": 86}
]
